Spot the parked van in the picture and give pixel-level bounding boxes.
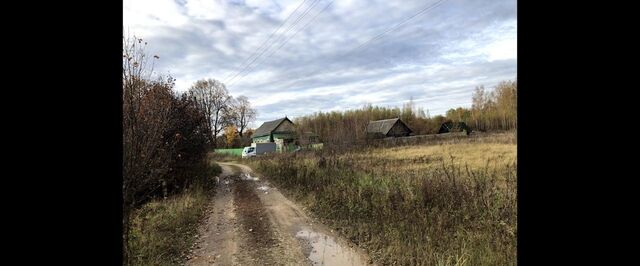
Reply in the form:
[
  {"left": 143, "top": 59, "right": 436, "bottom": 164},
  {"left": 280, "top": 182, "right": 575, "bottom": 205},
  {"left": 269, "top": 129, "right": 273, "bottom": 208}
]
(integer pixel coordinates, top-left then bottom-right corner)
[
  {"left": 242, "top": 142, "right": 276, "bottom": 158},
  {"left": 241, "top": 146, "right": 256, "bottom": 158}
]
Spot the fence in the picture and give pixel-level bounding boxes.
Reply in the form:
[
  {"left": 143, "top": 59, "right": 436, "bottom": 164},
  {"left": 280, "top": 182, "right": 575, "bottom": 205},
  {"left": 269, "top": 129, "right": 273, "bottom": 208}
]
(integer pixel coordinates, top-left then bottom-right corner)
[{"left": 214, "top": 148, "right": 243, "bottom": 157}]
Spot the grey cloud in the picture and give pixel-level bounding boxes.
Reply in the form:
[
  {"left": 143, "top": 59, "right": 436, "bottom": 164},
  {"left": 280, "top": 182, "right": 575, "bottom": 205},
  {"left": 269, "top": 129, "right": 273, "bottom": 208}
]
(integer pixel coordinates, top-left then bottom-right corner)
[{"left": 125, "top": 0, "right": 516, "bottom": 125}]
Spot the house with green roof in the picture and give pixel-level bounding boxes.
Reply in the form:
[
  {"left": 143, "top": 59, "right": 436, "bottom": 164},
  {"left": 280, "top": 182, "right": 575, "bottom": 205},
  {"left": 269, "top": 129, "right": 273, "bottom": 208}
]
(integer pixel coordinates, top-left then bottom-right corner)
[{"left": 251, "top": 117, "right": 298, "bottom": 152}]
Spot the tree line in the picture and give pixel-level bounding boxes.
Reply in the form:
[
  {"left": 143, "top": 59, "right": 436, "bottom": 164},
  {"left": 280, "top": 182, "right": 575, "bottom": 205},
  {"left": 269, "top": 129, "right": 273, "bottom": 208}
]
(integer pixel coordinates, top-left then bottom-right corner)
[
  {"left": 446, "top": 80, "right": 517, "bottom": 131},
  {"left": 293, "top": 80, "right": 517, "bottom": 145}
]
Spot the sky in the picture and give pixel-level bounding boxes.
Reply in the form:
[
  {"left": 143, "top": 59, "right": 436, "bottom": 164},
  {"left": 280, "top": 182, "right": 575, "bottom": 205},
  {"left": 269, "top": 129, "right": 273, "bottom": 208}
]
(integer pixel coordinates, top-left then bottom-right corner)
[{"left": 123, "top": 0, "right": 517, "bottom": 127}]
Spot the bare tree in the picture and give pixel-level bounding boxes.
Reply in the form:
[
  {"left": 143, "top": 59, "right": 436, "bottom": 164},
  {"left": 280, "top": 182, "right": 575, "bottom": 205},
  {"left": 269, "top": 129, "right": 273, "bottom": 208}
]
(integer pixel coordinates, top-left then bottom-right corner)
[
  {"left": 227, "top": 95, "right": 257, "bottom": 137},
  {"left": 188, "top": 79, "right": 231, "bottom": 147}
]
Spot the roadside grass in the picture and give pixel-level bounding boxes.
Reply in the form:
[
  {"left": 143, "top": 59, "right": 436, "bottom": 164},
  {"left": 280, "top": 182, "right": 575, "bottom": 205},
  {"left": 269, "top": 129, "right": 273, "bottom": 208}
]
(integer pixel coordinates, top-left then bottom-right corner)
[
  {"left": 126, "top": 161, "right": 222, "bottom": 265},
  {"left": 250, "top": 134, "right": 516, "bottom": 265},
  {"left": 208, "top": 151, "right": 239, "bottom": 163}
]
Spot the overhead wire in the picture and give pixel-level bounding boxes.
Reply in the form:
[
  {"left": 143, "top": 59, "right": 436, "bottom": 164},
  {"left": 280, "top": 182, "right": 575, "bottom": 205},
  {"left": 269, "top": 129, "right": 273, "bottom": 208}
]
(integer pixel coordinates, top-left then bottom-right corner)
[
  {"left": 225, "top": 0, "right": 324, "bottom": 85},
  {"left": 222, "top": 0, "right": 310, "bottom": 83}
]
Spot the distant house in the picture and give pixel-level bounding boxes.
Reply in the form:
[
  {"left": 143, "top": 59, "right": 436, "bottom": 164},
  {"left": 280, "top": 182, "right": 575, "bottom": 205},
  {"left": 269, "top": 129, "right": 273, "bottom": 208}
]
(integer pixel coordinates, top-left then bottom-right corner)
[
  {"left": 300, "top": 131, "right": 323, "bottom": 150},
  {"left": 252, "top": 117, "right": 297, "bottom": 152},
  {"left": 438, "top": 121, "right": 471, "bottom": 135},
  {"left": 301, "top": 131, "right": 320, "bottom": 144},
  {"left": 366, "top": 118, "right": 413, "bottom": 138}
]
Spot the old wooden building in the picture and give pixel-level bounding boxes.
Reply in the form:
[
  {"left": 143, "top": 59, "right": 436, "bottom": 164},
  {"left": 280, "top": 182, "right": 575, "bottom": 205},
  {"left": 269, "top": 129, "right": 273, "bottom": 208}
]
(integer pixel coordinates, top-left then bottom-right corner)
[
  {"left": 252, "top": 117, "right": 297, "bottom": 152},
  {"left": 366, "top": 118, "right": 413, "bottom": 138},
  {"left": 438, "top": 121, "right": 471, "bottom": 135},
  {"left": 301, "top": 131, "right": 320, "bottom": 145}
]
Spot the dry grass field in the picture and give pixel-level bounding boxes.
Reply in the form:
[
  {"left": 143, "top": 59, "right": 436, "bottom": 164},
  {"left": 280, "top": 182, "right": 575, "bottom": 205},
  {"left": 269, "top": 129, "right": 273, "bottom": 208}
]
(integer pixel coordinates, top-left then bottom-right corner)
[
  {"left": 251, "top": 132, "right": 517, "bottom": 265},
  {"left": 351, "top": 141, "right": 516, "bottom": 172}
]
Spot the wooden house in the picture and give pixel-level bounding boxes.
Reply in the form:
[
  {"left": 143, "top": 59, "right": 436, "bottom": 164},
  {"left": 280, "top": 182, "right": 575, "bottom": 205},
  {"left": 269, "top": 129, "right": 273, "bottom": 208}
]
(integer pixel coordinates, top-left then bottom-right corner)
[
  {"left": 252, "top": 117, "right": 297, "bottom": 152},
  {"left": 366, "top": 118, "right": 413, "bottom": 138}
]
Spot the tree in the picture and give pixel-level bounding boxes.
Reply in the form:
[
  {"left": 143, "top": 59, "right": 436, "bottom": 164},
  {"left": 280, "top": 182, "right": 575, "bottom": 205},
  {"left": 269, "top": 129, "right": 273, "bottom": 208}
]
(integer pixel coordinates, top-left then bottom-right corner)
[
  {"left": 224, "top": 125, "right": 238, "bottom": 148},
  {"left": 401, "top": 98, "right": 416, "bottom": 126},
  {"left": 165, "top": 92, "right": 213, "bottom": 191},
  {"left": 446, "top": 107, "right": 471, "bottom": 123},
  {"left": 471, "top": 86, "right": 485, "bottom": 130},
  {"left": 188, "top": 78, "right": 231, "bottom": 147},
  {"left": 494, "top": 80, "right": 517, "bottom": 130},
  {"left": 227, "top": 96, "right": 257, "bottom": 138}
]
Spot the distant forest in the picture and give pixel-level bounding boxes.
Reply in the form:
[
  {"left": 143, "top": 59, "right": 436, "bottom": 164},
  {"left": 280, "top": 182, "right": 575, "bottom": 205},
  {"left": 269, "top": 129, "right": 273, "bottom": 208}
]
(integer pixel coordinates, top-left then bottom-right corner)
[{"left": 292, "top": 80, "right": 516, "bottom": 145}]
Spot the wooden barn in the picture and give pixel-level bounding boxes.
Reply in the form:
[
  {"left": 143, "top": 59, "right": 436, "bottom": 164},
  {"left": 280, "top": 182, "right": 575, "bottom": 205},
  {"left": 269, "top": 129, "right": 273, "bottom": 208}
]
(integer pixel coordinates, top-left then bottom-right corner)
[
  {"left": 252, "top": 117, "right": 297, "bottom": 152},
  {"left": 366, "top": 118, "right": 413, "bottom": 138},
  {"left": 438, "top": 121, "right": 472, "bottom": 135}
]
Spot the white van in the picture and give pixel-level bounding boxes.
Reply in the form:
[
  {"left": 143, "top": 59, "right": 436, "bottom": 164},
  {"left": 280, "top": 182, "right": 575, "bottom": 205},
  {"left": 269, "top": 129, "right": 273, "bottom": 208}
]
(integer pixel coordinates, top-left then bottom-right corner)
[{"left": 241, "top": 146, "right": 256, "bottom": 158}]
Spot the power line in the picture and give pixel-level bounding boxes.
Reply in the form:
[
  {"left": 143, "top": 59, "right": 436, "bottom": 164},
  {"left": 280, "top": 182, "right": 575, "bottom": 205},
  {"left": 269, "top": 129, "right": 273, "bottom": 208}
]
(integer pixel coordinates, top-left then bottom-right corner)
[
  {"left": 228, "top": 0, "right": 335, "bottom": 89},
  {"left": 343, "top": 0, "right": 448, "bottom": 57},
  {"left": 276, "top": 0, "right": 324, "bottom": 39},
  {"left": 223, "top": 0, "right": 310, "bottom": 83},
  {"left": 225, "top": 0, "right": 323, "bottom": 85},
  {"left": 249, "top": 0, "right": 448, "bottom": 89}
]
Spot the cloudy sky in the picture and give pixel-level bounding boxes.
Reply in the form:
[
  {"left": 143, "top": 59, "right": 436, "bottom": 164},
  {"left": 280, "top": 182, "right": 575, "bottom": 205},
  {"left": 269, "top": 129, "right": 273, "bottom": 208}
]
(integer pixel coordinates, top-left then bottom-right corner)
[{"left": 123, "top": 0, "right": 516, "bottom": 127}]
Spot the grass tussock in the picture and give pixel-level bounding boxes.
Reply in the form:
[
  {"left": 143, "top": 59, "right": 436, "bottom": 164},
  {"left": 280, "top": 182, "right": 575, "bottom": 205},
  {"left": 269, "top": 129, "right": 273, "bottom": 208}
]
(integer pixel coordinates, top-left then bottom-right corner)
[
  {"left": 126, "top": 162, "right": 222, "bottom": 266},
  {"left": 251, "top": 139, "right": 516, "bottom": 266}
]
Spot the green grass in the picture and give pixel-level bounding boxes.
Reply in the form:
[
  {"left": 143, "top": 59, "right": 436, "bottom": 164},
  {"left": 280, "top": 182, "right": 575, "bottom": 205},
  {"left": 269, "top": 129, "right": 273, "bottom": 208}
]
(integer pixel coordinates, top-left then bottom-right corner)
[
  {"left": 126, "top": 162, "right": 221, "bottom": 265},
  {"left": 250, "top": 134, "right": 516, "bottom": 265}
]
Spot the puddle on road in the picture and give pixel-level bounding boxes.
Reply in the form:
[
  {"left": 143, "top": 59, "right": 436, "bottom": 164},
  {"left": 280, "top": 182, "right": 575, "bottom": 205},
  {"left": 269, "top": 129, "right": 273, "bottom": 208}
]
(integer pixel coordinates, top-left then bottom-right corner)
[
  {"left": 295, "top": 228, "right": 367, "bottom": 266},
  {"left": 241, "top": 173, "right": 260, "bottom": 181}
]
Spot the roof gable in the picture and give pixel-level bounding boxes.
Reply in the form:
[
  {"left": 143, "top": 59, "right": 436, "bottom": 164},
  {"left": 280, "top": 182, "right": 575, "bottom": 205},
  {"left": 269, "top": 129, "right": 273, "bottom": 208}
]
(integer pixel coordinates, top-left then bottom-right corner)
[
  {"left": 366, "top": 118, "right": 413, "bottom": 136},
  {"left": 366, "top": 118, "right": 400, "bottom": 135},
  {"left": 273, "top": 119, "right": 294, "bottom": 132}
]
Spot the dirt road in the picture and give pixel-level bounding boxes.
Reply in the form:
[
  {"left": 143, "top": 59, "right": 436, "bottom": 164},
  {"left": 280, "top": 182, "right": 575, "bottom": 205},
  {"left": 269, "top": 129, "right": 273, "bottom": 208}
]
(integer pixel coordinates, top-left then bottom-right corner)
[{"left": 187, "top": 162, "right": 373, "bottom": 266}]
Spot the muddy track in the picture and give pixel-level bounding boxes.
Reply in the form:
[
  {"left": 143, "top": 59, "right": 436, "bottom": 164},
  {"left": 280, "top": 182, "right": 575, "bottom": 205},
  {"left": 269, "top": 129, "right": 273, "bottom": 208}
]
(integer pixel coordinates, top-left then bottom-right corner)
[
  {"left": 187, "top": 162, "right": 373, "bottom": 266},
  {"left": 233, "top": 176, "right": 283, "bottom": 265}
]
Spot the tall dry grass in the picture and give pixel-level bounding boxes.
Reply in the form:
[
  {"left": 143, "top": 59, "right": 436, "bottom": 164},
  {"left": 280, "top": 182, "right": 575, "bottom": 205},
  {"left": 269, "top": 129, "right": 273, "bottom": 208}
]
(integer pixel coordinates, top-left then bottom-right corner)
[
  {"left": 126, "top": 162, "right": 222, "bottom": 265},
  {"left": 251, "top": 136, "right": 516, "bottom": 265}
]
